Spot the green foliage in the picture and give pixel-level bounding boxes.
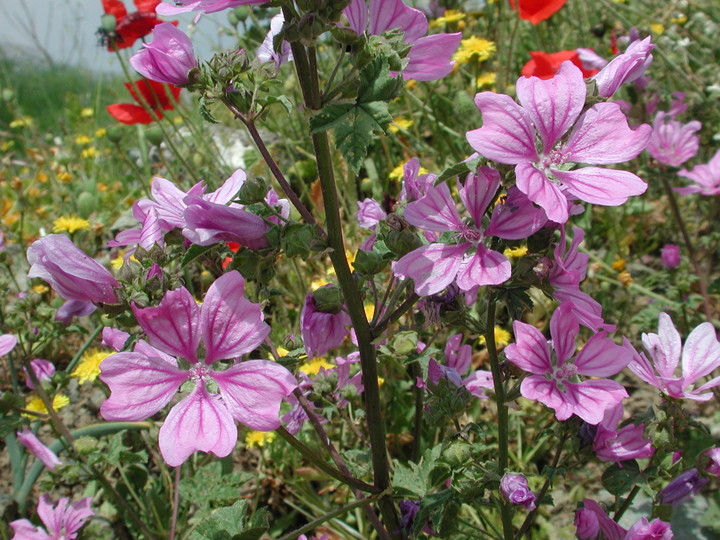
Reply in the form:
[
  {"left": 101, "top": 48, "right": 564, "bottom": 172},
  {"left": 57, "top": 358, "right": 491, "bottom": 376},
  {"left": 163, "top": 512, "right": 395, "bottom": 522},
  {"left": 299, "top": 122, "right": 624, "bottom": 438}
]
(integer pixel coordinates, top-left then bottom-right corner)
[
  {"left": 188, "top": 501, "right": 269, "bottom": 540},
  {"left": 180, "top": 462, "right": 254, "bottom": 514}
]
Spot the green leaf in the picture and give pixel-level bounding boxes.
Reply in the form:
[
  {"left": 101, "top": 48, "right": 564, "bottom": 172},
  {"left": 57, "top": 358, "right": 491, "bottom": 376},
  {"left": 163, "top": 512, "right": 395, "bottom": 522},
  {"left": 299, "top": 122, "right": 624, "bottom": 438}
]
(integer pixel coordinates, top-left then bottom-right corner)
[
  {"left": 182, "top": 243, "right": 218, "bottom": 267},
  {"left": 188, "top": 501, "right": 268, "bottom": 540},
  {"left": 181, "top": 462, "right": 254, "bottom": 513},
  {"left": 434, "top": 155, "right": 483, "bottom": 185},
  {"left": 333, "top": 102, "right": 392, "bottom": 173},
  {"left": 393, "top": 445, "right": 446, "bottom": 498},
  {"left": 358, "top": 57, "right": 403, "bottom": 103},
  {"left": 414, "top": 489, "right": 459, "bottom": 536},
  {"left": 601, "top": 460, "right": 642, "bottom": 496}
]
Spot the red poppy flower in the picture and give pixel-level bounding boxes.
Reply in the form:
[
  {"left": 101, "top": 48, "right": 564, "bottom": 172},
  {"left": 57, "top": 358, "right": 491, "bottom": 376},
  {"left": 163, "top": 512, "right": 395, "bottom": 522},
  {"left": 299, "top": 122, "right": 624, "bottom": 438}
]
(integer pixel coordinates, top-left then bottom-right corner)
[
  {"left": 102, "top": 0, "right": 170, "bottom": 51},
  {"left": 221, "top": 242, "right": 242, "bottom": 269},
  {"left": 107, "top": 79, "right": 181, "bottom": 124},
  {"left": 507, "top": 0, "right": 567, "bottom": 25},
  {"left": 521, "top": 50, "right": 599, "bottom": 79}
]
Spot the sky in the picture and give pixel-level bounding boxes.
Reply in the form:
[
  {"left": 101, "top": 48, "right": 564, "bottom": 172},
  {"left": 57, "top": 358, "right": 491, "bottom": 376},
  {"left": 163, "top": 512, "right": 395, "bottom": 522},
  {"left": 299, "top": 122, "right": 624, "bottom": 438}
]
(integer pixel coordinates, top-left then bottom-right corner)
[{"left": 0, "top": 0, "right": 236, "bottom": 73}]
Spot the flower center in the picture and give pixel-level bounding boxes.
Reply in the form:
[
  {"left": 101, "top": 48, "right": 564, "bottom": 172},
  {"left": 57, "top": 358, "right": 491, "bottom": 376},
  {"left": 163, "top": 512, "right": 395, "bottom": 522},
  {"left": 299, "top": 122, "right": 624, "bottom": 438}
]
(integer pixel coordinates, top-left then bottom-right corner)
[
  {"left": 554, "top": 362, "right": 577, "bottom": 380},
  {"left": 190, "top": 364, "right": 210, "bottom": 382}
]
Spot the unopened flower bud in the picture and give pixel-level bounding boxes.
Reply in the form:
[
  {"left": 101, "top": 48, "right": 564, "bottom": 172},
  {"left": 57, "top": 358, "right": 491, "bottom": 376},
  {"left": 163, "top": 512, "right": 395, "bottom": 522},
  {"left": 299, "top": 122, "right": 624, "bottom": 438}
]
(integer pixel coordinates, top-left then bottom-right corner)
[
  {"left": 386, "top": 229, "right": 422, "bottom": 257},
  {"left": 236, "top": 176, "right": 268, "bottom": 205},
  {"left": 100, "top": 13, "right": 117, "bottom": 33},
  {"left": 352, "top": 250, "right": 386, "bottom": 275},
  {"left": 660, "top": 244, "right": 681, "bottom": 269},
  {"left": 145, "top": 126, "right": 164, "bottom": 146},
  {"left": 312, "top": 284, "right": 344, "bottom": 314},
  {"left": 500, "top": 473, "right": 536, "bottom": 510},
  {"left": 106, "top": 125, "right": 125, "bottom": 143}
]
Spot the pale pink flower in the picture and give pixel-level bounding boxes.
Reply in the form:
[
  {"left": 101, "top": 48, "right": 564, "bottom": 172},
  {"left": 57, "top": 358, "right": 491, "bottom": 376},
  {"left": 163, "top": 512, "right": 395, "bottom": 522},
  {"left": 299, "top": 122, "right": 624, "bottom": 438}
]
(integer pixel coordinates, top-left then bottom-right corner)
[
  {"left": 10, "top": 494, "right": 93, "bottom": 540},
  {"left": 0, "top": 334, "right": 17, "bottom": 356},
  {"left": 130, "top": 23, "right": 197, "bottom": 86},
  {"left": 593, "top": 403, "right": 654, "bottom": 463},
  {"left": 343, "top": 0, "right": 461, "bottom": 81},
  {"left": 356, "top": 198, "right": 387, "bottom": 229},
  {"left": 676, "top": 149, "right": 720, "bottom": 196},
  {"left": 592, "top": 36, "right": 654, "bottom": 98},
  {"left": 467, "top": 61, "right": 651, "bottom": 223},
  {"left": 628, "top": 313, "right": 720, "bottom": 401},
  {"left": 399, "top": 157, "right": 436, "bottom": 202},
  {"left": 705, "top": 448, "right": 720, "bottom": 477},
  {"left": 156, "top": 0, "right": 263, "bottom": 16},
  {"left": 575, "top": 500, "right": 627, "bottom": 540},
  {"left": 300, "top": 288, "right": 351, "bottom": 358},
  {"left": 505, "top": 302, "right": 631, "bottom": 424},
  {"left": 99, "top": 271, "right": 296, "bottom": 466},
  {"left": 257, "top": 13, "right": 293, "bottom": 67},
  {"left": 27, "top": 235, "right": 119, "bottom": 304},
  {"left": 16, "top": 429, "right": 62, "bottom": 471},
  {"left": 427, "top": 333, "right": 493, "bottom": 399},
  {"left": 646, "top": 112, "right": 701, "bottom": 166},
  {"left": 23, "top": 359, "right": 55, "bottom": 390}
]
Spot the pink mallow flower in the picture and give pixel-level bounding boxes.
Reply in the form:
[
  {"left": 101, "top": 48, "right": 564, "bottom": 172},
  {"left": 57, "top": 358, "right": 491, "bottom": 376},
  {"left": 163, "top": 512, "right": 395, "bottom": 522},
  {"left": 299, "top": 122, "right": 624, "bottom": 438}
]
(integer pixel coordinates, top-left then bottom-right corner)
[
  {"left": 627, "top": 312, "right": 720, "bottom": 401},
  {"left": 394, "top": 166, "right": 545, "bottom": 297},
  {"left": 646, "top": 112, "right": 701, "bottom": 167},
  {"left": 660, "top": 244, "right": 681, "bottom": 269},
  {"left": 624, "top": 517, "right": 673, "bottom": 540},
  {"left": 99, "top": 271, "right": 296, "bottom": 467},
  {"left": 593, "top": 402, "right": 654, "bottom": 463},
  {"left": 343, "top": 0, "right": 461, "bottom": 81},
  {"left": 705, "top": 448, "right": 720, "bottom": 478},
  {"left": 500, "top": 473, "right": 536, "bottom": 510},
  {"left": 676, "top": 149, "right": 720, "bottom": 196},
  {"left": 16, "top": 429, "right": 62, "bottom": 471},
  {"left": 130, "top": 23, "right": 197, "bottom": 86},
  {"left": 505, "top": 302, "right": 631, "bottom": 424},
  {"left": 257, "top": 13, "right": 293, "bottom": 67},
  {"left": 659, "top": 468, "right": 708, "bottom": 508},
  {"left": 300, "top": 286, "right": 351, "bottom": 358},
  {"left": 575, "top": 499, "right": 673, "bottom": 540},
  {"left": 0, "top": 333, "right": 17, "bottom": 356},
  {"left": 10, "top": 494, "right": 93, "bottom": 540},
  {"left": 467, "top": 61, "right": 651, "bottom": 224},
  {"left": 27, "top": 234, "right": 119, "bottom": 304},
  {"left": 592, "top": 36, "right": 654, "bottom": 98},
  {"left": 23, "top": 359, "right": 55, "bottom": 390},
  {"left": 156, "top": 0, "right": 263, "bottom": 15},
  {"left": 427, "top": 333, "right": 493, "bottom": 399}
]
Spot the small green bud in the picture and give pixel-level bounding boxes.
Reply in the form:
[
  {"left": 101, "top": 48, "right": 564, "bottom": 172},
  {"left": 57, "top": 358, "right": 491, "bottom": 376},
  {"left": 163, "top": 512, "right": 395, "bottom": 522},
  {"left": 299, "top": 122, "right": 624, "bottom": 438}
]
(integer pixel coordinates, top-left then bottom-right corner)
[
  {"left": 145, "top": 126, "right": 164, "bottom": 146},
  {"left": 443, "top": 441, "right": 472, "bottom": 468},
  {"left": 312, "top": 284, "right": 344, "bottom": 314},
  {"left": 76, "top": 192, "right": 97, "bottom": 219},
  {"left": 106, "top": 125, "right": 124, "bottom": 143},
  {"left": 353, "top": 249, "right": 386, "bottom": 275},
  {"left": 232, "top": 6, "right": 250, "bottom": 20},
  {"left": 2, "top": 88, "right": 14, "bottom": 102},
  {"left": 391, "top": 330, "right": 418, "bottom": 355},
  {"left": 227, "top": 9, "right": 240, "bottom": 26},
  {"left": 236, "top": 176, "right": 268, "bottom": 205},
  {"left": 74, "top": 436, "right": 99, "bottom": 455},
  {"left": 100, "top": 13, "right": 117, "bottom": 33},
  {"left": 385, "top": 229, "right": 422, "bottom": 256}
]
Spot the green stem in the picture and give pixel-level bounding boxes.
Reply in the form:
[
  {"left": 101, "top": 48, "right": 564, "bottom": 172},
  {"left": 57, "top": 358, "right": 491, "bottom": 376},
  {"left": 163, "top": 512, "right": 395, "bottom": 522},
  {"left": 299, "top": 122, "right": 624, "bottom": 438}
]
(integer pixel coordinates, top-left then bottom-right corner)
[
  {"left": 284, "top": 29, "right": 401, "bottom": 537},
  {"left": 65, "top": 324, "right": 103, "bottom": 374},
  {"left": 486, "top": 295, "right": 513, "bottom": 540}
]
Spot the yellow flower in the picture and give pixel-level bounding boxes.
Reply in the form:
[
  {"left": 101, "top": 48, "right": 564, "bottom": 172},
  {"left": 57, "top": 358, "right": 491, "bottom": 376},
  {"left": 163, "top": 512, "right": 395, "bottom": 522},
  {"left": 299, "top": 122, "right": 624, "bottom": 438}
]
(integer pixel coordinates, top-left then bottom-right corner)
[
  {"left": 36, "top": 172, "right": 48, "bottom": 183},
  {"left": 10, "top": 116, "right": 33, "bottom": 128},
  {"left": 364, "top": 303, "right": 375, "bottom": 321},
  {"left": 611, "top": 258, "right": 626, "bottom": 271},
  {"left": 81, "top": 147, "right": 97, "bottom": 159},
  {"left": 245, "top": 430, "right": 276, "bottom": 448},
  {"left": 110, "top": 254, "right": 126, "bottom": 270},
  {"left": 618, "top": 270, "right": 634, "bottom": 287},
  {"left": 80, "top": 107, "right": 95, "bottom": 118},
  {"left": 669, "top": 14, "right": 687, "bottom": 24},
  {"left": 311, "top": 277, "right": 330, "bottom": 290},
  {"left": 74, "top": 135, "right": 92, "bottom": 145},
  {"left": 95, "top": 128, "right": 107, "bottom": 138},
  {"left": 57, "top": 172, "right": 72, "bottom": 183},
  {"left": 389, "top": 162, "right": 429, "bottom": 181},
  {"left": 3, "top": 212, "right": 20, "bottom": 226},
  {"left": 72, "top": 348, "right": 112, "bottom": 384},
  {"left": 377, "top": 376, "right": 385, "bottom": 387},
  {"left": 32, "top": 284, "right": 49, "bottom": 294},
  {"left": 53, "top": 215, "right": 90, "bottom": 234},
  {"left": 476, "top": 72, "right": 497, "bottom": 89},
  {"left": 503, "top": 246, "right": 527, "bottom": 259},
  {"left": 298, "top": 357, "right": 334, "bottom": 376},
  {"left": 650, "top": 23, "right": 665, "bottom": 35},
  {"left": 276, "top": 346, "right": 289, "bottom": 358},
  {"left": 453, "top": 37, "right": 496, "bottom": 65},
  {"left": 24, "top": 394, "right": 70, "bottom": 416},
  {"left": 478, "top": 326, "right": 512, "bottom": 348},
  {"left": 429, "top": 9, "right": 465, "bottom": 28},
  {"left": 389, "top": 117, "right": 413, "bottom": 133},
  {"left": 27, "top": 187, "right": 41, "bottom": 198}
]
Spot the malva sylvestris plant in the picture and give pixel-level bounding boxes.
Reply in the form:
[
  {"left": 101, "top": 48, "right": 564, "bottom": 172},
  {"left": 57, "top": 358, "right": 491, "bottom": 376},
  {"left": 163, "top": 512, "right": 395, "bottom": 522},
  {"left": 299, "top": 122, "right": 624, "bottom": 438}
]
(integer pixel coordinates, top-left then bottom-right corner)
[{"left": 6, "top": 0, "right": 720, "bottom": 538}]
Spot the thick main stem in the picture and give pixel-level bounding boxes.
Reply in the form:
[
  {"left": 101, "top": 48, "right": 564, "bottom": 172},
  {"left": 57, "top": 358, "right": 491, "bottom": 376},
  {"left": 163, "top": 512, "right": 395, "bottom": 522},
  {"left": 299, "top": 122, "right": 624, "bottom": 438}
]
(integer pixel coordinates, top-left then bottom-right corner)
[
  {"left": 485, "top": 296, "right": 514, "bottom": 540},
  {"left": 285, "top": 32, "right": 401, "bottom": 537}
]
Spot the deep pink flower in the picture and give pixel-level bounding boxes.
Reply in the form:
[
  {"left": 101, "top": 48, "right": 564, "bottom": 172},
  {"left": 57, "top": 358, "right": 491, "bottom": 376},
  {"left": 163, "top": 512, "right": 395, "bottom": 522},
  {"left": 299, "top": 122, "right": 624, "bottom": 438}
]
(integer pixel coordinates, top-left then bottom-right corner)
[
  {"left": 467, "top": 61, "right": 651, "bottom": 223},
  {"left": 300, "top": 288, "right": 351, "bottom": 358},
  {"left": 343, "top": 0, "right": 461, "bottom": 81},
  {"left": 156, "top": 0, "right": 263, "bottom": 15},
  {"left": 16, "top": 429, "right": 62, "bottom": 471},
  {"left": 55, "top": 300, "right": 97, "bottom": 325},
  {"left": 575, "top": 500, "right": 627, "bottom": 540},
  {"left": 676, "top": 149, "right": 720, "bottom": 196},
  {"left": 10, "top": 494, "right": 93, "bottom": 540},
  {"left": 500, "top": 473, "right": 536, "bottom": 510},
  {"left": 182, "top": 196, "right": 269, "bottom": 250},
  {"left": 394, "top": 167, "right": 544, "bottom": 296},
  {"left": 592, "top": 36, "right": 654, "bottom": 98},
  {"left": 705, "top": 448, "right": 720, "bottom": 477},
  {"left": 627, "top": 313, "right": 720, "bottom": 401},
  {"left": 24, "top": 359, "right": 55, "bottom": 390},
  {"left": 27, "top": 235, "right": 119, "bottom": 304},
  {"left": 660, "top": 244, "right": 681, "bottom": 269},
  {"left": 548, "top": 227, "right": 615, "bottom": 332},
  {"left": 646, "top": 112, "right": 701, "bottom": 166},
  {"left": 99, "top": 271, "right": 296, "bottom": 466},
  {"left": 428, "top": 333, "right": 494, "bottom": 399},
  {"left": 625, "top": 517, "right": 673, "bottom": 540},
  {"left": 130, "top": 23, "right": 197, "bottom": 86},
  {"left": 593, "top": 403, "right": 654, "bottom": 463},
  {"left": 505, "top": 302, "right": 631, "bottom": 424}
]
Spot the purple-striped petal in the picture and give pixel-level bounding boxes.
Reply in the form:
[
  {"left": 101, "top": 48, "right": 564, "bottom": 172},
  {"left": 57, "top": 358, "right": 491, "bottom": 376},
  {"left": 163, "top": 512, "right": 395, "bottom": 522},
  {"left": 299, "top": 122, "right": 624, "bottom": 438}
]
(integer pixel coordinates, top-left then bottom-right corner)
[
  {"left": 563, "top": 379, "right": 628, "bottom": 425},
  {"left": 575, "top": 333, "right": 633, "bottom": 377},
  {"left": 458, "top": 166, "right": 501, "bottom": 227},
  {"left": 404, "top": 182, "right": 463, "bottom": 232},
  {"left": 550, "top": 303, "right": 579, "bottom": 365},
  {"left": 455, "top": 246, "right": 511, "bottom": 291},
  {"left": 506, "top": 321, "right": 552, "bottom": 375},
  {"left": 200, "top": 271, "right": 270, "bottom": 364},
  {"left": 681, "top": 322, "right": 720, "bottom": 385},
  {"left": 551, "top": 167, "right": 647, "bottom": 206},
  {"left": 403, "top": 33, "right": 461, "bottom": 81},
  {"left": 486, "top": 187, "right": 548, "bottom": 240},
  {"left": 368, "top": 0, "right": 428, "bottom": 42},
  {"left": 515, "top": 162, "right": 568, "bottom": 223},
  {"left": 394, "top": 242, "right": 468, "bottom": 296}
]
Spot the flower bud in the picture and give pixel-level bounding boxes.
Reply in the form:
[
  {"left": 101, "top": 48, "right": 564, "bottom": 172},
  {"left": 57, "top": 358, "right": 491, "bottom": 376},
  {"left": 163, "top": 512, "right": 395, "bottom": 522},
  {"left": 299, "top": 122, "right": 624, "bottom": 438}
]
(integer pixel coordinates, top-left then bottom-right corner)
[
  {"left": 352, "top": 250, "right": 386, "bottom": 275},
  {"left": 236, "top": 176, "right": 268, "bottom": 205},
  {"left": 312, "top": 284, "right": 344, "bottom": 314},
  {"left": 659, "top": 468, "right": 708, "bottom": 508},
  {"left": 660, "top": 244, "right": 681, "bottom": 269},
  {"left": 106, "top": 125, "right": 125, "bottom": 143},
  {"left": 100, "top": 13, "right": 117, "bottom": 33},
  {"left": 500, "top": 473, "right": 536, "bottom": 510},
  {"left": 386, "top": 229, "right": 422, "bottom": 257}
]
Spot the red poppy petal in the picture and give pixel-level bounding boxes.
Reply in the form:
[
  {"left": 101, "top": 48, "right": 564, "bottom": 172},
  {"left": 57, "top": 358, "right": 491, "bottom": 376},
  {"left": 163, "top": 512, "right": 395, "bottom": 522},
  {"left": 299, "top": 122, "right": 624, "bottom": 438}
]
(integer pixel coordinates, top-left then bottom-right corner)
[
  {"left": 102, "top": 0, "right": 127, "bottom": 18},
  {"left": 509, "top": 0, "right": 568, "bottom": 25},
  {"left": 134, "top": 0, "right": 161, "bottom": 12},
  {"left": 113, "top": 14, "right": 165, "bottom": 49},
  {"left": 107, "top": 103, "right": 158, "bottom": 125}
]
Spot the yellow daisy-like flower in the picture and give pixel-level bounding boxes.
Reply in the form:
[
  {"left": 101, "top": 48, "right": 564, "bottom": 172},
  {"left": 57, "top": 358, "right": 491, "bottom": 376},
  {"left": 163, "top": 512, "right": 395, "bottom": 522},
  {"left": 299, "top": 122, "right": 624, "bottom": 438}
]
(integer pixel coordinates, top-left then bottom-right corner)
[
  {"left": 503, "top": 246, "right": 528, "bottom": 259},
  {"left": 311, "top": 277, "right": 330, "bottom": 290},
  {"left": 276, "top": 346, "right": 289, "bottom": 358},
  {"left": 53, "top": 215, "right": 90, "bottom": 234},
  {"left": 611, "top": 258, "right": 626, "bottom": 272},
  {"left": 650, "top": 23, "right": 665, "bottom": 35},
  {"left": 618, "top": 270, "right": 634, "bottom": 287},
  {"left": 298, "top": 357, "right": 335, "bottom": 376},
  {"left": 27, "top": 187, "right": 41, "bottom": 198},
  {"left": 81, "top": 147, "right": 97, "bottom": 159},
  {"left": 74, "top": 135, "right": 92, "bottom": 146},
  {"left": 10, "top": 117, "right": 33, "bottom": 128},
  {"left": 57, "top": 172, "right": 72, "bottom": 183},
  {"left": 80, "top": 107, "right": 95, "bottom": 118},
  {"left": 110, "top": 254, "right": 125, "bottom": 270},
  {"left": 476, "top": 72, "right": 497, "bottom": 89},
  {"left": 478, "top": 326, "right": 512, "bottom": 348},
  {"left": 71, "top": 348, "right": 112, "bottom": 384},
  {"left": 95, "top": 128, "right": 107, "bottom": 138},
  {"left": 669, "top": 14, "right": 687, "bottom": 24},
  {"left": 453, "top": 37, "right": 496, "bottom": 65},
  {"left": 24, "top": 394, "right": 70, "bottom": 416},
  {"left": 245, "top": 430, "right": 276, "bottom": 448},
  {"left": 32, "top": 284, "right": 49, "bottom": 294},
  {"left": 389, "top": 117, "right": 413, "bottom": 134},
  {"left": 429, "top": 9, "right": 465, "bottom": 28},
  {"left": 36, "top": 172, "right": 48, "bottom": 183}
]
